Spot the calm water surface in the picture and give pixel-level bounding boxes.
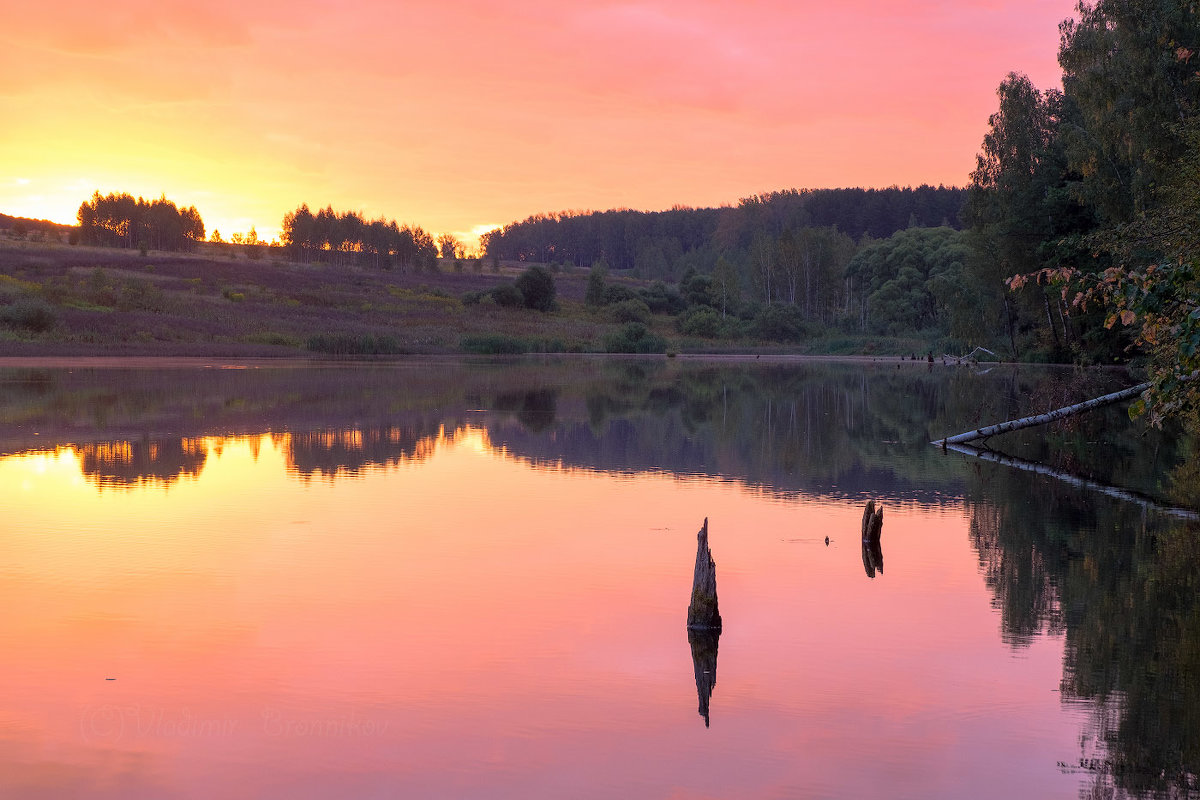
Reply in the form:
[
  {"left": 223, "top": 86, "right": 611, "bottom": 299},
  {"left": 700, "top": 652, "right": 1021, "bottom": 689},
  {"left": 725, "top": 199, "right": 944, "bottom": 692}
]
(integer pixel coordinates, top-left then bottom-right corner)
[{"left": 0, "top": 358, "right": 1196, "bottom": 799}]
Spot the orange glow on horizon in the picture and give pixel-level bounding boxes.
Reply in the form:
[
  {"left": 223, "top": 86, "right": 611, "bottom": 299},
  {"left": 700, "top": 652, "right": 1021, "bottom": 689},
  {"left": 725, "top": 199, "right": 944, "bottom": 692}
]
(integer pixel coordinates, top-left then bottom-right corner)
[{"left": 1, "top": 0, "right": 1080, "bottom": 245}]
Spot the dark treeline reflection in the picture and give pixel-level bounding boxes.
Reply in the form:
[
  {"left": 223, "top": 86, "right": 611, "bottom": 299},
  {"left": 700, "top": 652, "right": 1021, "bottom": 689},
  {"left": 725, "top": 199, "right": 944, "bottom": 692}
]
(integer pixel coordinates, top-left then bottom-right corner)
[
  {"left": 75, "top": 438, "right": 208, "bottom": 488},
  {"left": 283, "top": 423, "right": 449, "bottom": 479},
  {"left": 967, "top": 465, "right": 1200, "bottom": 797},
  {"left": 0, "top": 360, "right": 1190, "bottom": 499},
  {"left": 60, "top": 423, "right": 453, "bottom": 487}
]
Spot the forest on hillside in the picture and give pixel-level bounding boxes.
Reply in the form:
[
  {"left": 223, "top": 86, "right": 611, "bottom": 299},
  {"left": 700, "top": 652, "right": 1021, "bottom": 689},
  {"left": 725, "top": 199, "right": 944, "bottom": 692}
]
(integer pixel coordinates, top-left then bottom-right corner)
[{"left": 479, "top": 186, "right": 965, "bottom": 273}]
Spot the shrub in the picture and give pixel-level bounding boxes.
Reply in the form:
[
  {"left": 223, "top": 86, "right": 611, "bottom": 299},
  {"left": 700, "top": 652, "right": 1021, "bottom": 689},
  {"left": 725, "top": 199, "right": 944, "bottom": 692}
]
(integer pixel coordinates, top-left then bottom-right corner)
[
  {"left": 680, "top": 272, "right": 715, "bottom": 307},
  {"left": 676, "top": 306, "right": 724, "bottom": 338},
  {"left": 610, "top": 298, "right": 651, "bottom": 324},
  {"left": 118, "top": 279, "right": 166, "bottom": 311},
  {"left": 305, "top": 333, "right": 406, "bottom": 355},
  {"left": 244, "top": 332, "right": 303, "bottom": 348},
  {"left": 639, "top": 281, "right": 687, "bottom": 314},
  {"left": 0, "top": 300, "right": 56, "bottom": 333},
  {"left": 489, "top": 283, "right": 524, "bottom": 308},
  {"left": 603, "top": 285, "right": 638, "bottom": 305},
  {"left": 750, "top": 305, "right": 816, "bottom": 342},
  {"left": 585, "top": 262, "right": 608, "bottom": 306},
  {"left": 602, "top": 322, "right": 667, "bottom": 354},
  {"left": 514, "top": 265, "right": 556, "bottom": 311},
  {"left": 460, "top": 334, "right": 531, "bottom": 354}
]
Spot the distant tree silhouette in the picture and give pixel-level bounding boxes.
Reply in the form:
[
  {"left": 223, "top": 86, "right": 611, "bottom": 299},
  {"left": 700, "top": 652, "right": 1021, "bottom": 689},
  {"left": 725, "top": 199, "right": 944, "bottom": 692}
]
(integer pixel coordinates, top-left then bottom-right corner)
[
  {"left": 438, "top": 233, "right": 462, "bottom": 260},
  {"left": 281, "top": 203, "right": 438, "bottom": 270},
  {"left": 77, "top": 191, "right": 205, "bottom": 251}
]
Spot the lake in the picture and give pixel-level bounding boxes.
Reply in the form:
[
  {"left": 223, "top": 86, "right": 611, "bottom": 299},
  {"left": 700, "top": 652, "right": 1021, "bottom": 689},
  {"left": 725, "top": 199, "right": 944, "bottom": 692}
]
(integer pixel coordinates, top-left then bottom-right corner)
[{"left": 0, "top": 357, "right": 1195, "bottom": 799}]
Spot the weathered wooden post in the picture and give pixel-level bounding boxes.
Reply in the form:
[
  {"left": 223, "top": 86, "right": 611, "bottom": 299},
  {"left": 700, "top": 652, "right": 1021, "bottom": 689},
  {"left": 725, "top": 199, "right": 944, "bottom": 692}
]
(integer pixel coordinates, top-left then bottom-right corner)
[
  {"left": 686, "top": 518, "right": 721, "bottom": 631},
  {"left": 861, "top": 500, "right": 884, "bottom": 579},
  {"left": 686, "top": 518, "right": 721, "bottom": 727}
]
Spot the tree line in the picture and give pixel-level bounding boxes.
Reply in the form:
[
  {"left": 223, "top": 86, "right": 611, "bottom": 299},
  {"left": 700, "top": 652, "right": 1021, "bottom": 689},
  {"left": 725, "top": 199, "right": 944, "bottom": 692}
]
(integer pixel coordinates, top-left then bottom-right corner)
[
  {"left": 479, "top": 186, "right": 965, "bottom": 273},
  {"left": 280, "top": 204, "right": 439, "bottom": 270},
  {"left": 76, "top": 192, "right": 205, "bottom": 252}
]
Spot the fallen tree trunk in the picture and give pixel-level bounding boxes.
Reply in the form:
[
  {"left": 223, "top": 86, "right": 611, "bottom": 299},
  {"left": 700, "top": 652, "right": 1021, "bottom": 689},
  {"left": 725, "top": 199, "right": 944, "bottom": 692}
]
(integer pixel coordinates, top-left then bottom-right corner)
[
  {"left": 936, "top": 382, "right": 1151, "bottom": 446},
  {"left": 943, "top": 442, "right": 1199, "bottom": 521}
]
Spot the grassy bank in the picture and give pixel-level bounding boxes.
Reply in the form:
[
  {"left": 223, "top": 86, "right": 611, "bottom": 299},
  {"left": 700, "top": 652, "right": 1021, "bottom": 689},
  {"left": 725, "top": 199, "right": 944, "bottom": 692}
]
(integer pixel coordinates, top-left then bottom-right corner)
[{"left": 0, "top": 239, "right": 949, "bottom": 358}]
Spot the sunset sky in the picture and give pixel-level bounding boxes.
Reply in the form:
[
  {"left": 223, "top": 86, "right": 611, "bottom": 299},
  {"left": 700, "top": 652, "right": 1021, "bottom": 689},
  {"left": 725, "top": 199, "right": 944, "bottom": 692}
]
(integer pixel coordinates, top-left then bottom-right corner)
[{"left": 1, "top": 0, "right": 1077, "bottom": 245}]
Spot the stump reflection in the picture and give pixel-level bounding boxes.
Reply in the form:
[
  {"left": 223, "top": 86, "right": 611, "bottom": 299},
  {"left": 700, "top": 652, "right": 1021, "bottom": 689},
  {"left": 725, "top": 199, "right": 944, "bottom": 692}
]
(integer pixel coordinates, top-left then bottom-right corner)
[{"left": 688, "top": 627, "right": 720, "bottom": 728}]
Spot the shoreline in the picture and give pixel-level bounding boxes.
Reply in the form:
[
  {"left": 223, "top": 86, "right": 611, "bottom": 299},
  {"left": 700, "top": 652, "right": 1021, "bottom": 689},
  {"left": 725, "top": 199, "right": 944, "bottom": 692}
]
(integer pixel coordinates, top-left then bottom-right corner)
[{"left": 0, "top": 349, "right": 1129, "bottom": 373}]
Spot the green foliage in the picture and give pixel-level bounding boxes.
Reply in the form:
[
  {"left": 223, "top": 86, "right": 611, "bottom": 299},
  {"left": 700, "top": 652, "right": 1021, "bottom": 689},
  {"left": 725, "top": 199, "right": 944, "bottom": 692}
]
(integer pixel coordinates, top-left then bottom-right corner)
[
  {"left": 117, "top": 279, "right": 166, "bottom": 312},
  {"left": 0, "top": 274, "right": 41, "bottom": 302},
  {"left": 633, "top": 236, "right": 680, "bottom": 279},
  {"left": 585, "top": 262, "right": 608, "bottom": 306},
  {"left": 305, "top": 333, "right": 406, "bottom": 355},
  {"left": 603, "top": 285, "right": 638, "bottom": 305},
  {"left": 243, "top": 331, "right": 302, "bottom": 348},
  {"left": 638, "top": 281, "right": 687, "bottom": 314},
  {"left": 675, "top": 307, "right": 726, "bottom": 338},
  {"left": 481, "top": 188, "right": 965, "bottom": 269},
  {"left": 514, "top": 265, "right": 557, "bottom": 311},
  {"left": 750, "top": 304, "right": 816, "bottom": 342},
  {"left": 846, "top": 227, "right": 971, "bottom": 335},
  {"left": 460, "top": 334, "right": 532, "bottom": 354},
  {"left": 679, "top": 270, "right": 715, "bottom": 308},
  {"left": 0, "top": 299, "right": 56, "bottom": 333},
  {"left": 609, "top": 298, "right": 651, "bottom": 324},
  {"left": 460, "top": 335, "right": 581, "bottom": 354},
  {"left": 1058, "top": 0, "right": 1200, "bottom": 222},
  {"left": 602, "top": 322, "right": 667, "bottom": 354},
  {"left": 489, "top": 283, "right": 524, "bottom": 308},
  {"left": 968, "top": 0, "right": 1200, "bottom": 415},
  {"left": 774, "top": 226, "right": 857, "bottom": 318}
]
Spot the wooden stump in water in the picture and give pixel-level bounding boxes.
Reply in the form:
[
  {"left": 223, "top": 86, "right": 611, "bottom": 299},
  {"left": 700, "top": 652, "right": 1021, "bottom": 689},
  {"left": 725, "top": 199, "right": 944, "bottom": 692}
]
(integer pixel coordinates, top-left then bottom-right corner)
[
  {"left": 686, "top": 518, "right": 721, "bottom": 632},
  {"left": 861, "top": 500, "right": 884, "bottom": 578},
  {"left": 861, "top": 500, "right": 883, "bottom": 544}
]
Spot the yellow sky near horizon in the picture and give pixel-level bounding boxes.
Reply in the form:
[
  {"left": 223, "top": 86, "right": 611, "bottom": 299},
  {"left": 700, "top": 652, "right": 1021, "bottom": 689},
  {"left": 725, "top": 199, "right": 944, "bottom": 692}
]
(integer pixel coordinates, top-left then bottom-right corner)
[{"left": 1, "top": 0, "right": 1077, "bottom": 246}]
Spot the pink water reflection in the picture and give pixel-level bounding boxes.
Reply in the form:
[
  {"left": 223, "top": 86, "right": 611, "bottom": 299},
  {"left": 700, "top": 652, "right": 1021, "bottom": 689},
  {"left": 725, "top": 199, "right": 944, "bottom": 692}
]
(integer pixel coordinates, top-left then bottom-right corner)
[{"left": 0, "top": 430, "right": 1086, "bottom": 798}]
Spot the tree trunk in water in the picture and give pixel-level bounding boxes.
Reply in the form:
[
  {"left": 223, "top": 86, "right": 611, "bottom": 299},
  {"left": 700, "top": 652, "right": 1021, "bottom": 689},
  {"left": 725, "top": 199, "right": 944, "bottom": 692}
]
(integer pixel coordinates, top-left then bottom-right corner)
[
  {"left": 936, "top": 382, "right": 1151, "bottom": 445},
  {"left": 686, "top": 518, "right": 721, "bottom": 631}
]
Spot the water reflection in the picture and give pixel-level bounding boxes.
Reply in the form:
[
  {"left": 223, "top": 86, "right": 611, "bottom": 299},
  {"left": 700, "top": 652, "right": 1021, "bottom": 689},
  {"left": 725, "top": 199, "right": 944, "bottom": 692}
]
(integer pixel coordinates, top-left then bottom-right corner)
[
  {"left": 282, "top": 423, "right": 448, "bottom": 478},
  {"left": 76, "top": 437, "right": 208, "bottom": 487},
  {"left": 0, "top": 359, "right": 1196, "bottom": 797},
  {"left": 687, "top": 628, "right": 720, "bottom": 728},
  {"left": 966, "top": 464, "right": 1200, "bottom": 797},
  {"left": 861, "top": 536, "right": 884, "bottom": 579},
  {"left": 861, "top": 500, "right": 884, "bottom": 579}
]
